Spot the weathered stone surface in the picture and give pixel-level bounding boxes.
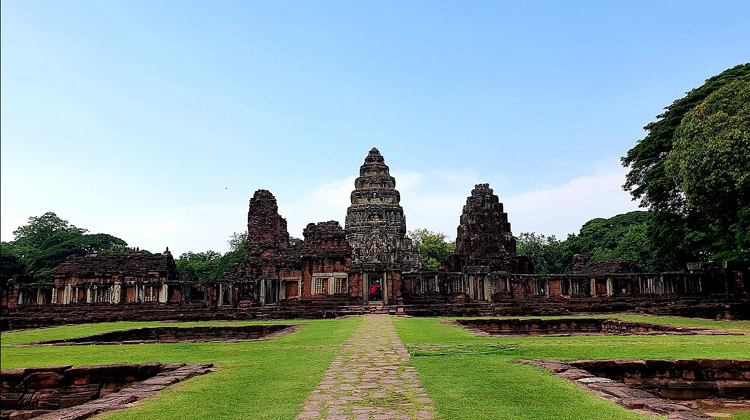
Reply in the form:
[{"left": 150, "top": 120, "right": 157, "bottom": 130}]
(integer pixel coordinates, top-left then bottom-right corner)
[
  {"left": 345, "top": 148, "right": 420, "bottom": 271},
  {"left": 525, "top": 359, "right": 750, "bottom": 420},
  {"left": 572, "top": 256, "right": 643, "bottom": 275},
  {"left": 446, "top": 183, "right": 531, "bottom": 274},
  {"left": 1, "top": 363, "right": 213, "bottom": 420},
  {"left": 296, "top": 315, "right": 436, "bottom": 420}
]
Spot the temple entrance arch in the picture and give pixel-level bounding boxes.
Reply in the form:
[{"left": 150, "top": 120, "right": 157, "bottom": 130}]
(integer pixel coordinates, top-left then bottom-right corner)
[{"left": 364, "top": 272, "right": 388, "bottom": 305}]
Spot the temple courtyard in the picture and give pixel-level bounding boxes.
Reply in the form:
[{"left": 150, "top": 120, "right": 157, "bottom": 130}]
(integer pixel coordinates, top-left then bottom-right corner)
[{"left": 2, "top": 314, "right": 749, "bottom": 420}]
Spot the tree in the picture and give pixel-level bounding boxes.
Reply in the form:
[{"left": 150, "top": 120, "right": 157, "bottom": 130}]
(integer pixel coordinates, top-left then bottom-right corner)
[
  {"left": 665, "top": 80, "right": 750, "bottom": 261},
  {"left": 564, "top": 211, "right": 659, "bottom": 271},
  {"left": 6, "top": 212, "right": 128, "bottom": 282},
  {"left": 0, "top": 242, "right": 24, "bottom": 284},
  {"left": 518, "top": 211, "right": 659, "bottom": 273},
  {"left": 408, "top": 229, "right": 456, "bottom": 270},
  {"left": 177, "top": 232, "right": 249, "bottom": 282},
  {"left": 227, "top": 232, "right": 247, "bottom": 252},
  {"left": 622, "top": 64, "right": 750, "bottom": 266},
  {"left": 175, "top": 251, "right": 223, "bottom": 282},
  {"left": 516, "top": 233, "right": 566, "bottom": 274}
]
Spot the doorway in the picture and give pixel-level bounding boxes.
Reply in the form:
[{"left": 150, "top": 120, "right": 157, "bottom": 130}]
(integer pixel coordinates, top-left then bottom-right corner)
[{"left": 365, "top": 272, "right": 387, "bottom": 304}]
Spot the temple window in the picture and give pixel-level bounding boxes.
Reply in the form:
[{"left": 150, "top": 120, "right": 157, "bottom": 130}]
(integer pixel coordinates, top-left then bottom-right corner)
[
  {"left": 332, "top": 278, "right": 346, "bottom": 294},
  {"left": 313, "top": 278, "right": 327, "bottom": 295},
  {"left": 450, "top": 275, "right": 463, "bottom": 294}
]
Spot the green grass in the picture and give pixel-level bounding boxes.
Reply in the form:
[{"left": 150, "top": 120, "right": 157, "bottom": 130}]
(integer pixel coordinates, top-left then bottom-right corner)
[
  {"left": 1, "top": 314, "right": 748, "bottom": 419},
  {"left": 1, "top": 318, "right": 361, "bottom": 420},
  {"left": 391, "top": 315, "right": 750, "bottom": 420}
]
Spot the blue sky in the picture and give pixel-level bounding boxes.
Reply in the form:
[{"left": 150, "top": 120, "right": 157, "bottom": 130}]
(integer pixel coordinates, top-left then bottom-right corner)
[{"left": 2, "top": 1, "right": 748, "bottom": 255}]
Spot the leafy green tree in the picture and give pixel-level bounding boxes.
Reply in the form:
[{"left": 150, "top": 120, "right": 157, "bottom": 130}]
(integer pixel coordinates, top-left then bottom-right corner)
[
  {"left": 408, "top": 229, "right": 456, "bottom": 270},
  {"left": 516, "top": 233, "right": 567, "bottom": 274},
  {"left": 176, "top": 232, "right": 249, "bottom": 282},
  {"left": 565, "top": 211, "right": 649, "bottom": 257},
  {"left": 622, "top": 64, "right": 750, "bottom": 266},
  {"left": 6, "top": 212, "right": 128, "bottom": 282},
  {"left": 665, "top": 80, "right": 750, "bottom": 261},
  {"left": 564, "top": 211, "right": 660, "bottom": 270},
  {"left": 175, "top": 250, "right": 223, "bottom": 282},
  {"left": 612, "top": 223, "right": 659, "bottom": 271},
  {"left": 0, "top": 242, "right": 25, "bottom": 283},
  {"left": 227, "top": 232, "right": 247, "bottom": 252}
]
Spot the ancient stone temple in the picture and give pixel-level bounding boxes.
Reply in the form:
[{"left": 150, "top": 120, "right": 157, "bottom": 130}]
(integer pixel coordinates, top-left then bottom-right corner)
[
  {"left": 447, "top": 183, "right": 532, "bottom": 273},
  {"left": 3, "top": 147, "right": 748, "bottom": 329},
  {"left": 345, "top": 147, "right": 420, "bottom": 304}
]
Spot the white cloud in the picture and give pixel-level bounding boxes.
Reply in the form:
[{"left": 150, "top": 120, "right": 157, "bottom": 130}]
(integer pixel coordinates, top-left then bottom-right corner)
[{"left": 504, "top": 167, "right": 641, "bottom": 238}]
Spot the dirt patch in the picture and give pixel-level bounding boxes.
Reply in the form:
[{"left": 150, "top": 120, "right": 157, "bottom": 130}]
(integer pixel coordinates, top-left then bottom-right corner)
[
  {"left": 452, "top": 318, "right": 740, "bottom": 337},
  {"left": 1, "top": 363, "right": 213, "bottom": 420},
  {"left": 524, "top": 359, "right": 750, "bottom": 420}
]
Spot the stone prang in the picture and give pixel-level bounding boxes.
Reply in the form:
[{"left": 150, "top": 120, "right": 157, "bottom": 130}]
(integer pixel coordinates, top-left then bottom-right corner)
[
  {"left": 345, "top": 148, "right": 419, "bottom": 271},
  {"left": 449, "top": 183, "right": 531, "bottom": 273}
]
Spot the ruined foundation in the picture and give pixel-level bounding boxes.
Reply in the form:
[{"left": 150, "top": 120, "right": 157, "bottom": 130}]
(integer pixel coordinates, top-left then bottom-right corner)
[
  {"left": 526, "top": 359, "right": 750, "bottom": 419},
  {"left": 455, "top": 318, "right": 739, "bottom": 336},
  {"left": 20, "top": 324, "right": 300, "bottom": 346},
  {"left": 0, "top": 363, "right": 213, "bottom": 420}
]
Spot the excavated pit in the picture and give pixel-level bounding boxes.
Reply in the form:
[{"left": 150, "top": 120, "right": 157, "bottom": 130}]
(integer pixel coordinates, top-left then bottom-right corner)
[
  {"left": 0, "top": 363, "right": 213, "bottom": 420},
  {"left": 20, "top": 324, "right": 301, "bottom": 346},
  {"left": 455, "top": 318, "right": 738, "bottom": 337},
  {"left": 526, "top": 359, "right": 750, "bottom": 420}
]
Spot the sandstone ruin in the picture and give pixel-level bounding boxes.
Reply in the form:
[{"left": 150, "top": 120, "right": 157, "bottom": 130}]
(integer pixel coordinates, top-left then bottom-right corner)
[{"left": 1, "top": 148, "right": 748, "bottom": 329}]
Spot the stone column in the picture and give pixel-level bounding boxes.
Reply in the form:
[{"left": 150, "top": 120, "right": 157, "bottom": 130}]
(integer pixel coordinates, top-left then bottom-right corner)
[
  {"left": 113, "top": 283, "right": 121, "bottom": 304},
  {"left": 159, "top": 284, "right": 168, "bottom": 303},
  {"left": 606, "top": 278, "right": 614, "bottom": 296},
  {"left": 383, "top": 272, "right": 388, "bottom": 305},
  {"left": 63, "top": 285, "right": 72, "bottom": 305}
]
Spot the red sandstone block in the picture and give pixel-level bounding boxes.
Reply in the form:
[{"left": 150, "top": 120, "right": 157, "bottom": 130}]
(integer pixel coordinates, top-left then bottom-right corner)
[
  {"left": 22, "top": 372, "right": 64, "bottom": 389},
  {"left": 716, "top": 380, "right": 750, "bottom": 398},
  {"left": 22, "top": 366, "right": 72, "bottom": 375},
  {"left": 1, "top": 392, "right": 23, "bottom": 408},
  {"left": 695, "top": 359, "right": 733, "bottom": 370},
  {"left": 1, "top": 368, "right": 27, "bottom": 380}
]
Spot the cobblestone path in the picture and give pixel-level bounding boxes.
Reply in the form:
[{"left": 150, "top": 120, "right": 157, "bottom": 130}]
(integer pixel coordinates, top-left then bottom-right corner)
[{"left": 296, "top": 315, "right": 436, "bottom": 420}]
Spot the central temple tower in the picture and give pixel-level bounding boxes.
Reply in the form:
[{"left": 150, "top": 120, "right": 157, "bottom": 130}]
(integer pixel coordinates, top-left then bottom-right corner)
[{"left": 345, "top": 147, "right": 419, "bottom": 303}]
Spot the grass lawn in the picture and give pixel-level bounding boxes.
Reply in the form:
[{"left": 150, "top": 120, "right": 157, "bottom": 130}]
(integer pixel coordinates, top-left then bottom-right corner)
[
  {"left": 1, "top": 318, "right": 361, "bottom": 420},
  {"left": 1, "top": 314, "right": 748, "bottom": 420},
  {"left": 391, "top": 315, "right": 750, "bottom": 420}
]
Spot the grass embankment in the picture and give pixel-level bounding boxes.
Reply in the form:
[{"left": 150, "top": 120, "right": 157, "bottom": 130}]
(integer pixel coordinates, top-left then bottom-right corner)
[
  {"left": 392, "top": 315, "right": 750, "bottom": 420},
  {"left": 1, "top": 315, "right": 748, "bottom": 420},
  {"left": 1, "top": 317, "right": 361, "bottom": 420}
]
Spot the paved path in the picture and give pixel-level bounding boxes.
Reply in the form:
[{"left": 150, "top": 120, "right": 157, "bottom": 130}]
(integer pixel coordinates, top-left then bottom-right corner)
[{"left": 296, "top": 315, "right": 436, "bottom": 420}]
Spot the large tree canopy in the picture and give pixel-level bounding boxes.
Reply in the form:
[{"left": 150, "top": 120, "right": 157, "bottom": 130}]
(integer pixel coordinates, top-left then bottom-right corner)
[
  {"left": 516, "top": 211, "right": 660, "bottom": 273},
  {"left": 665, "top": 80, "right": 750, "bottom": 261},
  {"left": 174, "top": 231, "right": 246, "bottom": 282},
  {"left": 408, "top": 229, "right": 455, "bottom": 270},
  {"left": 622, "top": 64, "right": 750, "bottom": 265},
  {"left": 3, "top": 212, "right": 129, "bottom": 282}
]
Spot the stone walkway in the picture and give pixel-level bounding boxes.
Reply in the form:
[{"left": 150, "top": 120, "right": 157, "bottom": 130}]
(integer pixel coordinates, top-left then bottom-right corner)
[{"left": 296, "top": 315, "right": 436, "bottom": 420}]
